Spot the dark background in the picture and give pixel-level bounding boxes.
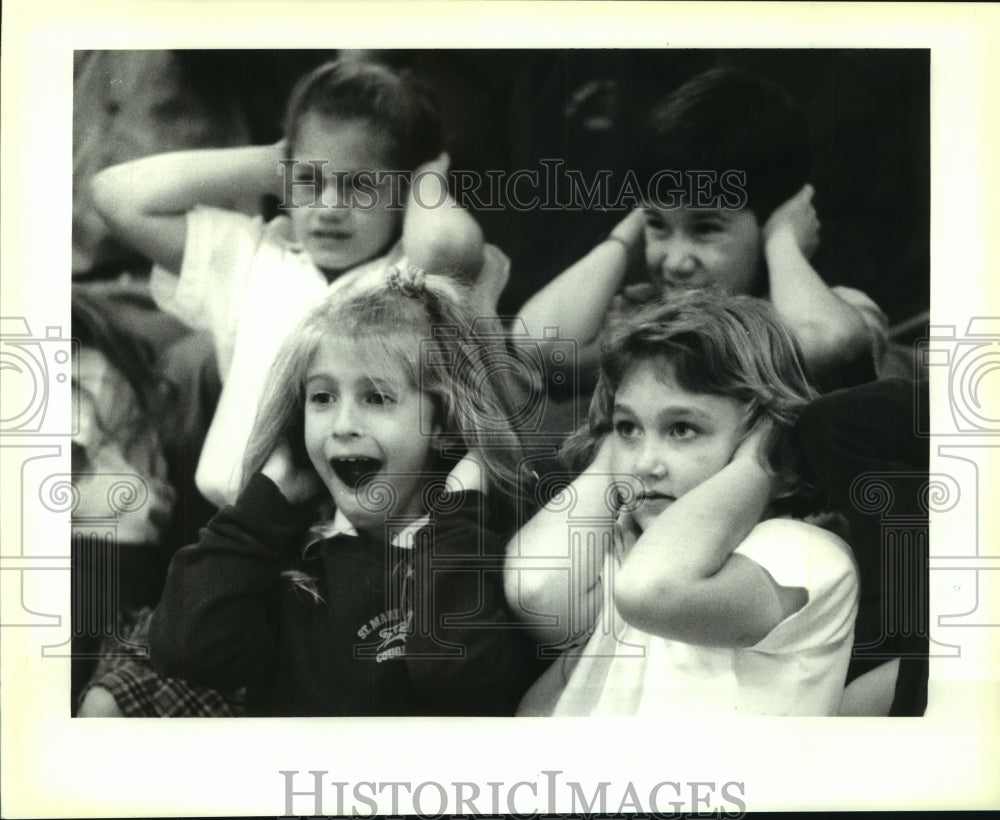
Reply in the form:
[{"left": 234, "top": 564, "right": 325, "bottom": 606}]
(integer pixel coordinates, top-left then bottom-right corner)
[{"left": 74, "top": 48, "right": 929, "bottom": 332}]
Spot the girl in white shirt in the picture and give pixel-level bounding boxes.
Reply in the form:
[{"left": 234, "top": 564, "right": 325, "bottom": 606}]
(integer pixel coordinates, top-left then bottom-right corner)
[{"left": 505, "top": 288, "right": 859, "bottom": 716}]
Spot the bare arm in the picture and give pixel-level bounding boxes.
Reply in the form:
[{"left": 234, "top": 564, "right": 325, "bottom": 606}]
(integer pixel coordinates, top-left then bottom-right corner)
[
  {"left": 517, "top": 209, "right": 644, "bottom": 352},
  {"left": 503, "top": 438, "right": 617, "bottom": 647},
  {"left": 764, "top": 185, "right": 872, "bottom": 371},
  {"left": 401, "top": 153, "right": 498, "bottom": 310},
  {"left": 614, "top": 426, "right": 806, "bottom": 647},
  {"left": 90, "top": 143, "right": 283, "bottom": 275}
]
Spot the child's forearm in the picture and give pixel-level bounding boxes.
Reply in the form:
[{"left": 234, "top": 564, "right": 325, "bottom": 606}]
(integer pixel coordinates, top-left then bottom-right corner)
[
  {"left": 626, "top": 457, "right": 770, "bottom": 581},
  {"left": 517, "top": 208, "right": 643, "bottom": 344},
  {"left": 90, "top": 144, "right": 282, "bottom": 273},
  {"left": 94, "top": 144, "right": 282, "bottom": 215},
  {"left": 614, "top": 454, "right": 774, "bottom": 642},
  {"left": 517, "top": 239, "right": 628, "bottom": 346},
  {"left": 149, "top": 472, "right": 306, "bottom": 689},
  {"left": 765, "top": 232, "right": 871, "bottom": 369},
  {"left": 503, "top": 441, "right": 617, "bottom": 645}
]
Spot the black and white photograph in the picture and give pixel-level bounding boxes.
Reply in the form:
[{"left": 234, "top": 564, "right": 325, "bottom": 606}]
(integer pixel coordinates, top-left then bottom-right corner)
[{"left": 1, "top": 2, "right": 998, "bottom": 817}]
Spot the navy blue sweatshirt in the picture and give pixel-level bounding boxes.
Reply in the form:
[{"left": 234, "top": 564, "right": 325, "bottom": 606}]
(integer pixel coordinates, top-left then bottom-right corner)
[{"left": 149, "top": 473, "right": 537, "bottom": 716}]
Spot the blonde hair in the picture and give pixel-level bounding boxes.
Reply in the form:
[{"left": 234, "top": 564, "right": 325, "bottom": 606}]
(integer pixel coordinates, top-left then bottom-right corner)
[{"left": 243, "top": 268, "right": 530, "bottom": 507}]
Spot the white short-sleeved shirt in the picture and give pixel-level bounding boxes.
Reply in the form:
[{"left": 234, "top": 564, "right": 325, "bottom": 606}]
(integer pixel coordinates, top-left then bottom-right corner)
[
  {"left": 546, "top": 517, "right": 859, "bottom": 717},
  {"left": 151, "top": 205, "right": 509, "bottom": 508}
]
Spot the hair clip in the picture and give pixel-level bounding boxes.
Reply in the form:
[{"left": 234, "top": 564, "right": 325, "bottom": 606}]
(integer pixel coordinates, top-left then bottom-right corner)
[{"left": 387, "top": 265, "right": 428, "bottom": 296}]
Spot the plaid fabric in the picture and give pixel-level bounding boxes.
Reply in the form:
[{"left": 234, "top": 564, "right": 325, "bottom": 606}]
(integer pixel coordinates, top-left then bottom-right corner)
[{"left": 78, "top": 607, "right": 245, "bottom": 717}]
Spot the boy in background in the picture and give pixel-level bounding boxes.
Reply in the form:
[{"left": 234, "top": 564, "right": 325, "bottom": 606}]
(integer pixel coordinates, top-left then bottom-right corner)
[{"left": 518, "top": 66, "right": 887, "bottom": 394}]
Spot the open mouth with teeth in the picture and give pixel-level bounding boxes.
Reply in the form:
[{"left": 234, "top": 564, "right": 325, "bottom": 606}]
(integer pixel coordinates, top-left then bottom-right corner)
[{"left": 330, "top": 456, "right": 383, "bottom": 489}]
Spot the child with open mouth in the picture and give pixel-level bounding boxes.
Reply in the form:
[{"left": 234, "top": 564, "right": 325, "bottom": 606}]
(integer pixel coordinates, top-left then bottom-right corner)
[{"left": 83, "top": 268, "right": 538, "bottom": 717}]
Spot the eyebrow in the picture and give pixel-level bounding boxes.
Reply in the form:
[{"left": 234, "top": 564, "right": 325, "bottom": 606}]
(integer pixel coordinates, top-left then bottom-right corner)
[
  {"left": 613, "top": 401, "right": 714, "bottom": 425},
  {"left": 305, "top": 373, "right": 402, "bottom": 391},
  {"left": 685, "top": 208, "right": 730, "bottom": 220},
  {"left": 642, "top": 207, "right": 732, "bottom": 225},
  {"left": 305, "top": 373, "right": 335, "bottom": 387}
]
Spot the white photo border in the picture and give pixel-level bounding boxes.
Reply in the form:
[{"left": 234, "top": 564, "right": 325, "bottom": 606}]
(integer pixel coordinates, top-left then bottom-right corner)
[{"left": 2, "top": 1, "right": 998, "bottom": 816}]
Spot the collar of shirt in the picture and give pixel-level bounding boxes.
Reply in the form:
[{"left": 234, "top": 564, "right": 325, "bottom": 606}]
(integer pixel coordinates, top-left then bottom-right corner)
[
  {"left": 303, "top": 508, "right": 433, "bottom": 553},
  {"left": 303, "top": 508, "right": 359, "bottom": 556},
  {"left": 387, "top": 515, "right": 432, "bottom": 550}
]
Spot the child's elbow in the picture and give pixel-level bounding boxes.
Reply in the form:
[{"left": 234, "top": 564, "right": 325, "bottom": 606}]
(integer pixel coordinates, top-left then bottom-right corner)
[
  {"left": 89, "top": 167, "right": 120, "bottom": 220},
  {"left": 824, "top": 313, "right": 872, "bottom": 357},
  {"left": 613, "top": 565, "right": 684, "bottom": 635},
  {"left": 613, "top": 567, "right": 651, "bottom": 629},
  {"left": 799, "top": 323, "right": 873, "bottom": 372},
  {"left": 425, "top": 222, "right": 485, "bottom": 278},
  {"left": 90, "top": 164, "right": 140, "bottom": 231},
  {"left": 503, "top": 554, "right": 539, "bottom": 622},
  {"left": 502, "top": 545, "right": 564, "bottom": 643}
]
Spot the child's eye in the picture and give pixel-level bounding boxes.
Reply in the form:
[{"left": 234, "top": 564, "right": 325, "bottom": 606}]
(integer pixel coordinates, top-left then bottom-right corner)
[
  {"left": 308, "top": 390, "right": 335, "bottom": 406},
  {"left": 691, "top": 220, "right": 724, "bottom": 237},
  {"left": 614, "top": 419, "right": 640, "bottom": 440},
  {"left": 292, "top": 165, "right": 321, "bottom": 183},
  {"left": 644, "top": 214, "right": 668, "bottom": 234},
  {"left": 366, "top": 391, "right": 396, "bottom": 407},
  {"left": 668, "top": 422, "right": 699, "bottom": 439}
]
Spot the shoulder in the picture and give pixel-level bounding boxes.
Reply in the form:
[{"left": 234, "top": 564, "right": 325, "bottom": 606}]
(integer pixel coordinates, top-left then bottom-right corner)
[
  {"left": 189, "top": 208, "right": 312, "bottom": 268},
  {"left": 739, "top": 517, "right": 855, "bottom": 561},
  {"left": 189, "top": 204, "right": 266, "bottom": 239},
  {"left": 741, "top": 519, "right": 859, "bottom": 654},
  {"left": 735, "top": 518, "right": 858, "bottom": 593},
  {"left": 259, "top": 213, "right": 300, "bottom": 249},
  {"left": 422, "top": 490, "right": 504, "bottom": 555}
]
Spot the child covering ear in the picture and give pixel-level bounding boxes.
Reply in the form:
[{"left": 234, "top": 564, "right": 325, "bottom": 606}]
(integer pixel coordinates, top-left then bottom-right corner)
[
  {"left": 506, "top": 289, "right": 859, "bottom": 716},
  {"left": 518, "top": 67, "right": 887, "bottom": 393}
]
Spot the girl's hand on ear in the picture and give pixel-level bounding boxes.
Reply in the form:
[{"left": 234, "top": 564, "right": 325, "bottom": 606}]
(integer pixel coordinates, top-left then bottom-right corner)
[
  {"left": 261, "top": 440, "right": 323, "bottom": 505},
  {"left": 763, "top": 184, "right": 821, "bottom": 260},
  {"left": 732, "top": 419, "right": 781, "bottom": 502},
  {"left": 410, "top": 152, "right": 451, "bottom": 207},
  {"left": 445, "top": 449, "right": 489, "bottom": 496},
  {"left": 733, "top": 418, "right": 776, "bottom": 471},
  {"left": 607, "top": 208, "right": 647, "bottom": 271},
  {"left": 415, "top": 151, "right": 451, "bottom": 180}
]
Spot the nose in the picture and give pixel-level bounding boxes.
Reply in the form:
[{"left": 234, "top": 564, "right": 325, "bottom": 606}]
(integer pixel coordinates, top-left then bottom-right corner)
[
  {"left": 632, "top": 439, "right": 666, "bottom": 480},
  {"left": 321, "top": 175, "right": 352, "bottom": 213},
  {"left": 657, "top": 238, "right": 698, "bottom": 280},
  {"left": 330, "top": 400, "right": 362, "bottom": 438}
]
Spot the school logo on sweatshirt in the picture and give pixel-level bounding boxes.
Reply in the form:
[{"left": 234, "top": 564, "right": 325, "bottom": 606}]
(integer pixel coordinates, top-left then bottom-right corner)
[{"left": 356, "top": 608, "right": 413, "bottom": 662}]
